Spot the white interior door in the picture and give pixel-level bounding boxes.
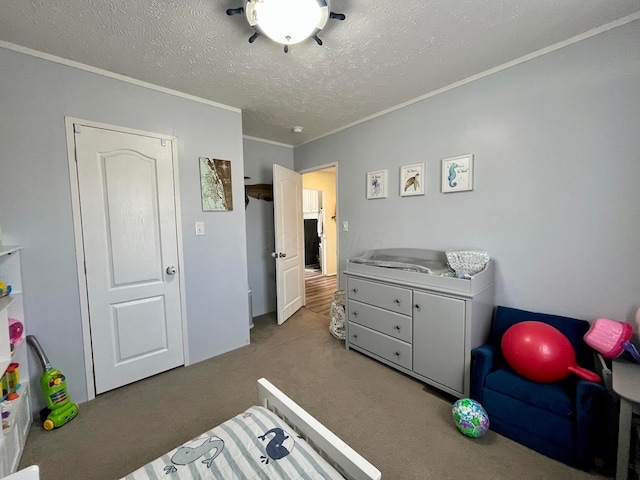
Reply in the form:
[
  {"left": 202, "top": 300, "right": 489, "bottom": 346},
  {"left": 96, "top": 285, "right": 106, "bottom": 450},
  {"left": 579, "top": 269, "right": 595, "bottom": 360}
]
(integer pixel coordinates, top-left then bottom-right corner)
[
  {"left": 74, "top": 124, "right": 184, "bottom": 394},
  {"left": 273, "top": 164, "right": 304, "bottom": 325}
]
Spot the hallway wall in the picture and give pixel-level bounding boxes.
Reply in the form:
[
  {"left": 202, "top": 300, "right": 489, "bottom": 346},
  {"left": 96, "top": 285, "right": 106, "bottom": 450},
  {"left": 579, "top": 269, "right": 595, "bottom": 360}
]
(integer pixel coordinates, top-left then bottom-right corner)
[{"left": 302, "top": 169, "right": 337, "bottom": 276}]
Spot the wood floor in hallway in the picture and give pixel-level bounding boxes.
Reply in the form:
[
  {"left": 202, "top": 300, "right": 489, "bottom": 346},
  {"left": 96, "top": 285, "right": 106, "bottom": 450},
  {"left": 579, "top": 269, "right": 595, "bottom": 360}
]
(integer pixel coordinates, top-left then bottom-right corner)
[{"left": 304, "top": 269, "right": 337, "bottom": 316}]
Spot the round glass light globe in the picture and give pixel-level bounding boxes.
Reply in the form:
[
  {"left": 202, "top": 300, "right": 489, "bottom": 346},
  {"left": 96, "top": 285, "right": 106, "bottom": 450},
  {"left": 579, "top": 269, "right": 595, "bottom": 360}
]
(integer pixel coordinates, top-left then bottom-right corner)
[{"left": 246, "top": 0, "right": 330, "bottom": 45}]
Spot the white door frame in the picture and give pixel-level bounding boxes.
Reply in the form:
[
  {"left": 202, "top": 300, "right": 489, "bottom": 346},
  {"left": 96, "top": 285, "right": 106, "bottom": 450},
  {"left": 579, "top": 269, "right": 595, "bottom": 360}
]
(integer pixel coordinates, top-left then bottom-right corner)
[
  {"left": 299, "top": 162, "right": 339, "bottom": 283},
  {"left": 65, "top": 117, "right": 189, "bottom": 401}
]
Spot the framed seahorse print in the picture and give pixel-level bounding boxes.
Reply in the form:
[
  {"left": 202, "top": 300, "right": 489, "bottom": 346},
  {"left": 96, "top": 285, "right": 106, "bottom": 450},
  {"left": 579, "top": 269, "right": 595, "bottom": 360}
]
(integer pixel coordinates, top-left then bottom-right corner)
[{"left": 441, "top": 154, "right": 473, "bottom": 193}]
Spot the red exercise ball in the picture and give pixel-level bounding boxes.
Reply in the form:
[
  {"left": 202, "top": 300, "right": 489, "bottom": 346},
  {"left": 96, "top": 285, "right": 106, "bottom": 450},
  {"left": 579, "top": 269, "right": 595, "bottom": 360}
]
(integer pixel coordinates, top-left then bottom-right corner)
[{"left": 501, "top": 321, "right": 600, "bottom": 383}]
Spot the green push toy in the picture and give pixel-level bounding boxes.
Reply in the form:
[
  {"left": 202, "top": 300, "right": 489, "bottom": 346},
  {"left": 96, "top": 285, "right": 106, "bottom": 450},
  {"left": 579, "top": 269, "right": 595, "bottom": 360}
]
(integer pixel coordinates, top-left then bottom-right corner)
[{"left": 27, "top": 335, "right": 78, "bottom": 430}]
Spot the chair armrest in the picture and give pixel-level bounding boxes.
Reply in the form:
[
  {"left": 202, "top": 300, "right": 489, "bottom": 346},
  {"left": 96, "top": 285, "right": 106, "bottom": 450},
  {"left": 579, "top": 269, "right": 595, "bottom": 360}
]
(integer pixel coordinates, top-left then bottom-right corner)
[
  {"left": 470, "top": 344, "right": 497, "bottom": 403},
  {"left": 574, "top": 379, "right": 607, "bottom": 468},
  {"left": 576, "top": 379, "right": 606, "bottom": 414}
]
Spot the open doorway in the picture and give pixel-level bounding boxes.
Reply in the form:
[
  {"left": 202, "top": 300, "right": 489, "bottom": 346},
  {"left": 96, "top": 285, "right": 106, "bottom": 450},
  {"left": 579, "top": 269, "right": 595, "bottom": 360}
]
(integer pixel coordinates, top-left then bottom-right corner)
[
  {"left": 301, "top": 165, "right": 337, "bottom": 316},
  {"left": 303, "top": 188, "right": 323, "bottom": 272}
]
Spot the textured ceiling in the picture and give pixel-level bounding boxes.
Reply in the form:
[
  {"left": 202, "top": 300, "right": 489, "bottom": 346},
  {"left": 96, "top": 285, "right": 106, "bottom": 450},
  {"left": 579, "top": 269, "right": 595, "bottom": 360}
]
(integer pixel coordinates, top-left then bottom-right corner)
[{"left": 1, "top": 1, "right": 639, "bottom": 146}]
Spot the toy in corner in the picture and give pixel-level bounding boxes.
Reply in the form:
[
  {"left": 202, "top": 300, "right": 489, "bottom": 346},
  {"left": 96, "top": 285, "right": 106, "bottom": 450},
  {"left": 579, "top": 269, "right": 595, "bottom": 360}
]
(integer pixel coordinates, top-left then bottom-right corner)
[
  {"left": 26, "top": 335, "right": 78, "bottom": 430},
  {"left": 0, "top": 280, "right": 11, "bottom": 297}
]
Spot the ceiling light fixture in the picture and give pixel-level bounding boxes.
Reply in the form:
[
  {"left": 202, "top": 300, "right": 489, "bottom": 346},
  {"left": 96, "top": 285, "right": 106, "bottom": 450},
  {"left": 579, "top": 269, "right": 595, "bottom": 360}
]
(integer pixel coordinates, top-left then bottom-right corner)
[
  {"left": 292, "top": 126, "right": 303, "bottom": 133},
  {"left": 227, "top": 0, "right": 345, "bottom": 53}
]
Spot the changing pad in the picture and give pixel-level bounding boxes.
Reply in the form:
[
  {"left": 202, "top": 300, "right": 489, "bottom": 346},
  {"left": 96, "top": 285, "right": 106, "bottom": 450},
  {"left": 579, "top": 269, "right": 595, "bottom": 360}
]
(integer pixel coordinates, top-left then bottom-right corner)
[{"left": 348, "top": 253, "right": 452, "bottom": 275}]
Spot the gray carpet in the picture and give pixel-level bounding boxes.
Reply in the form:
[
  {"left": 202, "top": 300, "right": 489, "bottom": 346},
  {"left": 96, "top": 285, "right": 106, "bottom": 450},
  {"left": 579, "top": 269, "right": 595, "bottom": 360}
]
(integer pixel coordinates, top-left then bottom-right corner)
[{"left": 19, "top": 308, "right": 609, "bottom": 479}]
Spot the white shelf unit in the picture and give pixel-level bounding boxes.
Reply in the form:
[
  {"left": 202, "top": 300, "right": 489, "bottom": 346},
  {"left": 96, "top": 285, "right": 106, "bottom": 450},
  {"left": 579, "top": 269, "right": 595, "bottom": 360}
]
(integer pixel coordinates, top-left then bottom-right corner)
[{"left": 0, "top": 246, "right": 32, "bottom": 476}]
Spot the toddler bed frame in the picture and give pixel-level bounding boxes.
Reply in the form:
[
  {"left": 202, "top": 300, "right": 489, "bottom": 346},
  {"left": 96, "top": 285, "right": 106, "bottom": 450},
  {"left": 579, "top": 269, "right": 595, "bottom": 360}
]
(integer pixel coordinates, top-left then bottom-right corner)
[
  {"left": 123, "top": 378, "right": 381, "bottom": 480},
  {"left": 257, "top": 378, "right": 381, "bottom": 480}
]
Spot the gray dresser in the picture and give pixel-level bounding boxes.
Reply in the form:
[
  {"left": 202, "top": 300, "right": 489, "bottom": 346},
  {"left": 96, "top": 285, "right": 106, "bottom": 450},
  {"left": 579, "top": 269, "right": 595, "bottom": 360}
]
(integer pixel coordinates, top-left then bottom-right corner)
[{"left": 345, "top": 248, "right": 495, "bottom": 398}]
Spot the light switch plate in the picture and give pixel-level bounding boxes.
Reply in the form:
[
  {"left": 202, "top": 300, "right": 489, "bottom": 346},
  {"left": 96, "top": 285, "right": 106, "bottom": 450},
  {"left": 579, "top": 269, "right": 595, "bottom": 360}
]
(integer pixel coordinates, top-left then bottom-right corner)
[{"left": 195, "top": 222, "right": 205, "bottom": 236}]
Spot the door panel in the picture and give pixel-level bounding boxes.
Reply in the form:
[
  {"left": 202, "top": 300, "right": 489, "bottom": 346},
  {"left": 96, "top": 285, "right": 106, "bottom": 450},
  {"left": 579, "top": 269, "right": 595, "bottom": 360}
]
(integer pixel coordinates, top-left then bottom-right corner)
[
  {"left": 273, "top": 164, "right": 304, "bottom": 325},
  {"left": 413, "top": 291, "right": 465, "bottom": 393},
  {"left": 74, "top": 125, "right": 184, "bottom": 394},
  {"left": 104, "top": 153, "right": 162, "bottom": 284},
  {"left": 112, "top": 296, "right": 168, "bottom": 362}
]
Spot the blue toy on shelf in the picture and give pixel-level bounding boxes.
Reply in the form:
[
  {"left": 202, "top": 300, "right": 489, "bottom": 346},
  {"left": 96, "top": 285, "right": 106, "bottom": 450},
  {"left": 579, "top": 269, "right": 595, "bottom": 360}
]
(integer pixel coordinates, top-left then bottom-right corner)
[{"left": 0, "top": 281, "right": 11, "bottom": 297}]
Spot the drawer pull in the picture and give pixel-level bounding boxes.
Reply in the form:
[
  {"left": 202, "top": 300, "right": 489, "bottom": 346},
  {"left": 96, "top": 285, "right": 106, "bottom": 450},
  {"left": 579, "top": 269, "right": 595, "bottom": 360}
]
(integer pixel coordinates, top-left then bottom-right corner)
[
  {"left": 394, "top": 299, "right": 400, "bottom": 305},
  {"left": 415, "top": 304, "right": 421, "bottom": 310},
  {"left": 394, "top": 352, "right": 401, "bottom": 357},
  {"left": 394, "top": 325, "right": 401, "bottom": 331},
  {"left": 352, "top": 311, "right": 358, "bottom": 317},
  {"left": 352, "top": 333, "right": 358, "bottom": 339},
  {"left": 352, "top": 288, "right": 358, "bottom": 294}
]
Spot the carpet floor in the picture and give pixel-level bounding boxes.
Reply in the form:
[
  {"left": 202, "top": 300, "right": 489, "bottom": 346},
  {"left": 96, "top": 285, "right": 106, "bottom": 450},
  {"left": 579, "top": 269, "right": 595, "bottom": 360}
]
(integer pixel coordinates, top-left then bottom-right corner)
[{"left": 19, "top": 307, "right": 610, "bottom": 479}]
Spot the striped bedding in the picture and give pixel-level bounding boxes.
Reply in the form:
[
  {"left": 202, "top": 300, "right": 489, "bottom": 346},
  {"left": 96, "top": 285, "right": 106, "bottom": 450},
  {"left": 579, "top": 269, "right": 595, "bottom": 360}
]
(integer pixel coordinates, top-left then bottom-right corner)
[{"left": 122, "top": 406, "right": 344, "bottom": 480}]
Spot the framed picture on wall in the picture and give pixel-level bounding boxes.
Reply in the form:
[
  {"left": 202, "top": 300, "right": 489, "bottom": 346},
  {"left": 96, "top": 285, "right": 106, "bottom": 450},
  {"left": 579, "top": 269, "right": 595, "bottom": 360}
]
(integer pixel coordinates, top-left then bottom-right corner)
[
  {"left": 200, "top": 157, "right": 233, "bottom": 211},
  {"left": 441, "top": 154, "right": 474, "bottom": 193},
  {"left": 400, "top": 163, "right": 425, "bottom": 197},
  {"left": 366, "top": 170, "right": 387, "bottom": 199}
]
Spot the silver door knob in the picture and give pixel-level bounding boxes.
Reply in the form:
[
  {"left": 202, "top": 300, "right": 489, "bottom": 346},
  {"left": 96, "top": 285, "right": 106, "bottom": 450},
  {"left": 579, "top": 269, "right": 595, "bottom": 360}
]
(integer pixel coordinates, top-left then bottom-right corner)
[
  {"left": 271, "top": 252, "right": 278, "bottom": 258},
  {"left": 166, "top": 266, "right": 177, "bottom": 275}
]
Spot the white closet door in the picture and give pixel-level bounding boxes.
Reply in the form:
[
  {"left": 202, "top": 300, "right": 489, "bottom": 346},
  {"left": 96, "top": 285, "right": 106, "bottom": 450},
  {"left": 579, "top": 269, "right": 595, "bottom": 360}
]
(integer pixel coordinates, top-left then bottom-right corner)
[{"left": 75, "top": 125, "right": 184, "bottom": 394}]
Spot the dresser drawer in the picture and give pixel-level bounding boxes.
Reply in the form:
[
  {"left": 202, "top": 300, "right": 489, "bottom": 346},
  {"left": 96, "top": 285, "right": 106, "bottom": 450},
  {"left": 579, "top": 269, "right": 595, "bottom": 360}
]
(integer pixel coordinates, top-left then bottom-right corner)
[
  {"left": 348, "top": 299, "right": 412, "bottom": 342},
  {"left": 348, "top": 322, "right": 412, "bottom": 370},
  {"left": 347, "top": 277, "right": 412, "bottom": 315}
]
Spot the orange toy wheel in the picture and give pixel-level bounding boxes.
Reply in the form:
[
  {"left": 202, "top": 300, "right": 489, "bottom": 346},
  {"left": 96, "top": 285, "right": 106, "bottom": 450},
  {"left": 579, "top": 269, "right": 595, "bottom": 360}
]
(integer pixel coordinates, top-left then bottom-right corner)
[{"left": 43, "top": 419, "right": 55, "bottom": 431}]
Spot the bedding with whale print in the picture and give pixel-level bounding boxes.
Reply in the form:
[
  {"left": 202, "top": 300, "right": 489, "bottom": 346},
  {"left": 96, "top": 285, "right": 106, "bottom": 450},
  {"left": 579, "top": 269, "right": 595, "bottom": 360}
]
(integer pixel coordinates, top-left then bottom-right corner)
[{"left": 122, "top": 405, "right": 344, "bottom": 479}]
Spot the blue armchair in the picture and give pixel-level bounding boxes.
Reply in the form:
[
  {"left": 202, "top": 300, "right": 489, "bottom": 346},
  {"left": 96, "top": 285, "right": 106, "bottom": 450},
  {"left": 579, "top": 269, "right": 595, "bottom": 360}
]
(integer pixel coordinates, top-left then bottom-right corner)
[{"left": 470, "top": 306, "right": 606, "bottom": 470}]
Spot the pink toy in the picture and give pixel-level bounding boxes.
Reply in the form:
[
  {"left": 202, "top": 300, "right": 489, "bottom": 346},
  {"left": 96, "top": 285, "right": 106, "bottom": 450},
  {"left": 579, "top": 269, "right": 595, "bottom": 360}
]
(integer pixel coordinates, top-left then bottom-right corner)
[
  {"left": 584, "top": 318, "right": 640, "bottom": 362},
  {"left": 8, "top": 318, "right": 24, "bottom": 345},
  {"left": 501, "top": 321, "right": 600, "bottom": 383}
]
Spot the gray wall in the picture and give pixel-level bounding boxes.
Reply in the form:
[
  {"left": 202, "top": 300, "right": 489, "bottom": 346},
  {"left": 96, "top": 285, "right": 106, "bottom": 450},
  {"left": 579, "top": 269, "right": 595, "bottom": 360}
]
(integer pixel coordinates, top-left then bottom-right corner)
[
  {"left": 0, "top": 47, "right": 250, "bottom": 404},
  {"left": 295, "top": 20, "right": 640, "bottom": 324},
  {"left": 243, "top": 139, "right": 294, "bottom": 317}
]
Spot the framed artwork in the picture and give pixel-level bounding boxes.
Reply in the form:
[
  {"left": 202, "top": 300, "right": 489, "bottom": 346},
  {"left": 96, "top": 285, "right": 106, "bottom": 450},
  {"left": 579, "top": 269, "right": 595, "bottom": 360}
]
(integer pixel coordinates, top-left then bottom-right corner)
[
  {"left": 366, "top": 170, "right": 387, "bottom": 199},
  {"left": 441, "top": 154, "right": 474, "bottom": 193},
  {"left": 400, "top": 163, "right": 425, "bottom": 197},
  {"left": 200, "top": 157, "right": 233, "bottom": 211}
]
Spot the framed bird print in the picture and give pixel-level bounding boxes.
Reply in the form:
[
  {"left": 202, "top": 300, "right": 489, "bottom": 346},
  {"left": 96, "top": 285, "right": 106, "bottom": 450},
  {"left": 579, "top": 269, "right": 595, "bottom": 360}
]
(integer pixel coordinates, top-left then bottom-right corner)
[
  {"left": 441, "top": 154, "right": 473, "bottom": 193},
  {"left": 400, "top": 163, "right": 425, "bottom": 197}
]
